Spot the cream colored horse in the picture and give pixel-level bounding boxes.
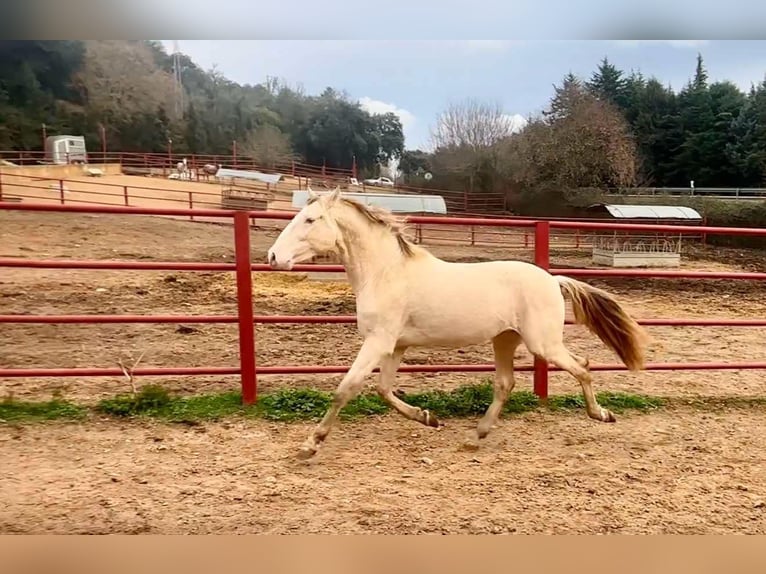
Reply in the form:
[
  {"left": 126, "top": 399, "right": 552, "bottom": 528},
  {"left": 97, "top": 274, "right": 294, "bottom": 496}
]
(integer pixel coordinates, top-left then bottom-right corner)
[{"left": 267, "top": 187, "right": 648, "bottom": 459}]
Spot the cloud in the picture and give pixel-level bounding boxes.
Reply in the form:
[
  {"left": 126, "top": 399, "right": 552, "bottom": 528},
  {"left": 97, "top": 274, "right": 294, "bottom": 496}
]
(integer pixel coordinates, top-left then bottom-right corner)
[
  {"left": 358, "top": 96, "right": 417, "bottom": 143},
  {"left": 504, "top": 113, "right": 528, "bottom": 133}
]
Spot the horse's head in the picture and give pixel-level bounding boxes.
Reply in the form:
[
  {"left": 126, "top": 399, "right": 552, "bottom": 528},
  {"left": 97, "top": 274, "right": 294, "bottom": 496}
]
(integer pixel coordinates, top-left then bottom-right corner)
[{"left": 267, "top": 187, "right": 343, "bottom": 270}]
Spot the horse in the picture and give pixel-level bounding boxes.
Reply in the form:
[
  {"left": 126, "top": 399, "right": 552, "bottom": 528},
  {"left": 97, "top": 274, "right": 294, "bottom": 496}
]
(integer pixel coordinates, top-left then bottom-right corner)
[
  {"left": 266, "top": 187, "right": 649, "bottom": 459},
  {"left": 176, "top": 158, "right": 192, "bottom": 180},
  {"left": 201, "top": 163, "right": 220, "bottom": 181}
]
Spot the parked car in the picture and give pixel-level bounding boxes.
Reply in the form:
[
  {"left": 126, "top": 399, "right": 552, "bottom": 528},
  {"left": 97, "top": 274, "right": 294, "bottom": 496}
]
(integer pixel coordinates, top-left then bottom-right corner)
[{"left": 362, "top": 176, "right": 394, "bottom": 188}]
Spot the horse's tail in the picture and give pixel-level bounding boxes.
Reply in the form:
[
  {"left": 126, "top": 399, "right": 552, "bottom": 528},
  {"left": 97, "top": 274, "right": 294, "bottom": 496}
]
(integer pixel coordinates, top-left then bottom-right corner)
[{"left": 556, "top": 275, "right": 648, "bottom": 371}]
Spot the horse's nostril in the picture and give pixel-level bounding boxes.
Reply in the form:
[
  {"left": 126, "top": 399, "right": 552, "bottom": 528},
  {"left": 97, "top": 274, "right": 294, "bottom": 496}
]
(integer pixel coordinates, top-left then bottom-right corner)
[{"left": 269, "top": 252, "right": 276, "bottom": 266}]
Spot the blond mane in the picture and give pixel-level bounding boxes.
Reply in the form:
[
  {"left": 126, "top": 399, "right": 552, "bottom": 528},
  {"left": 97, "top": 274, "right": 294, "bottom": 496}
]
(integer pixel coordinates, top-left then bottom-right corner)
[{"left": 309, "top": 194, "right": 417, "bottom": 257}]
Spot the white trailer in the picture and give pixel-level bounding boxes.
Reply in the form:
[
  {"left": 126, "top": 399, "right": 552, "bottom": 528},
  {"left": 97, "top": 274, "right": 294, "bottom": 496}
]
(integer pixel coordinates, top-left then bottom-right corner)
[{"left": 45, "top": 135, "right": 87, "bottom": 165}]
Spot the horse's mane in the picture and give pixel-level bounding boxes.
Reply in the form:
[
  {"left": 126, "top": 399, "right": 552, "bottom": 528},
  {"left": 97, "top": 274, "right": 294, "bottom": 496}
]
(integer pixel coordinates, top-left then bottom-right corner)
[{"left": 308, "top": 194, "right": 416, "bottom": 257}]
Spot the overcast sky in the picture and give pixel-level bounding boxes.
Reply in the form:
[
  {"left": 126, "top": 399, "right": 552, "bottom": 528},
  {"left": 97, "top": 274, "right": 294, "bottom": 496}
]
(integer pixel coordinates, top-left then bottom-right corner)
[{"left": 162, "top": 40, "right": 766, "bottom": 150}]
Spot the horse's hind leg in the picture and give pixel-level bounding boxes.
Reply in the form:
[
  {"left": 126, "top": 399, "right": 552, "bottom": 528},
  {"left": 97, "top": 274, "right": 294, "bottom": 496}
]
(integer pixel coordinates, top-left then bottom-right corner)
[
  {"left": 541, "top": 345, "right": 615, "bottom": 423},
  {"left": 376, "top": 346, "right": 440, "bottom": 428},
  {"left": 463, "top": 330, "right": 522, "bottom": 450}
]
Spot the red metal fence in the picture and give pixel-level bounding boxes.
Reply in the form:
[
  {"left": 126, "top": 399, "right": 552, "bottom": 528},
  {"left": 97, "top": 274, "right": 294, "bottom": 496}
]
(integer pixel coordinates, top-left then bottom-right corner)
[{"left": 2, "top": 201, "right": 766, "bottom": 404}]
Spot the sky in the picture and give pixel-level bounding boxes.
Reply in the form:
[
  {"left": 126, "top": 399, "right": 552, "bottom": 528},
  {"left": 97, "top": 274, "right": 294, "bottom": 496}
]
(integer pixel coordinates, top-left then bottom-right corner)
[{"left": 162, "top": 40, "right": 766, "bottom": 150}]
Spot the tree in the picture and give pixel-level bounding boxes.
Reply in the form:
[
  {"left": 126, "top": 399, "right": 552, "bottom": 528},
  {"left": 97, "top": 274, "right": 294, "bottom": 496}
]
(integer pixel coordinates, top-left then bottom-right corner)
[
  {"left": 545, "top": 73, "right": 587, "bottom": 122},
  {"left": 398, "top": 149, "right": 432, "bottom": 180},
  {"left": 244, "top": 124, "right": 295, "bottom": 168},
  {"left": 673, "top": 54, "right": 718, "bottom": 185},
  {"left": 705, "top": 81, "right": 747, "bottom": 185},
  {"left": 296, "top": 92, "right": 404, "bottom": 173},
  {"left": 374, "top": 112, "right": 405, "bottom": 163},
  {"left": 429, "top": 98, "right": 515, "bottom": 150},
  {"left": 726, "top": 80, "right": 766, "bottom": 186},
  {"left": 500, "top": 86, "right": 639, "bottom": 210},
  {"left": 427, "top": 98, "right": 517, "bottom": 193},
  {"left": 183, "top": 101, "right": 207, "bottom": 154},
  {"left": 586, "top": 57, "right": 629, "bottom": 110}
]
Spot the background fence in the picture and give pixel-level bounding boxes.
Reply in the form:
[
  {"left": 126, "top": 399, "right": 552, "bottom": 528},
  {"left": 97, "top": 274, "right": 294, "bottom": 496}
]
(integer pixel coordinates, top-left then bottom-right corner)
[
  {"left": 2, "top": 201, "right": 766, "bottom": 404},
  {"left": 0, "top": 171, "right": 709, "bottom": 252},
  {"left": 606, "top": 186, "right": 766, "bottom": 200}
]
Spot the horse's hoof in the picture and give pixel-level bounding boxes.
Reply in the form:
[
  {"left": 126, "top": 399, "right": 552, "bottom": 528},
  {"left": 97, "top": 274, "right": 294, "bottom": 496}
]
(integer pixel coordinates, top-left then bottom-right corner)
[
  {"left": 297, "top": 445, "right": 318, "bottom": 460},
  {"left": 459, "top": 440, "right": 480, "bottom": 452},
  {"left": 423, "top": 410, "right": 440, "bottom": 428},
  {"left": 599, "top": 408, "right": 616, "bottom": 423}
]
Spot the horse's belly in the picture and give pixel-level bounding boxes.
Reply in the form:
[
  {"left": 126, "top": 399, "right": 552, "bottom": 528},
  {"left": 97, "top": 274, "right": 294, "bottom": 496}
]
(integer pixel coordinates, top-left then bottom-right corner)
[{"left": 397, "top": 314, "right": 508, "bottom": 347}]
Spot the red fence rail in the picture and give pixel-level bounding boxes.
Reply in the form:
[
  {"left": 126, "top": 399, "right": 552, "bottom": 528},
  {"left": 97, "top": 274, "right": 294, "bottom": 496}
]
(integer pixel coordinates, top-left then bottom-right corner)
[{"left": 2, "top": 201, "right": 766, "bottom": 404}]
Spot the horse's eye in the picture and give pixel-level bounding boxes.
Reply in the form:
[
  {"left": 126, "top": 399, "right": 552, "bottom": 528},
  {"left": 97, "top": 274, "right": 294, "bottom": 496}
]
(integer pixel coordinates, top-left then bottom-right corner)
[{"left": 305, "top": 217, "right": 315, "bottom": 224}]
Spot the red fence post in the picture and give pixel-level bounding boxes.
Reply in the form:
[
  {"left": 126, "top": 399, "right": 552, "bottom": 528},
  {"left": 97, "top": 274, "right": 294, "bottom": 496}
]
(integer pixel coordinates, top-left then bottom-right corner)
[
  {"left": 533, "top": 221, "right": 550, "bottom": 400},
  {"left": 234, "top": 212, "right": 257, "bottom": 404}
]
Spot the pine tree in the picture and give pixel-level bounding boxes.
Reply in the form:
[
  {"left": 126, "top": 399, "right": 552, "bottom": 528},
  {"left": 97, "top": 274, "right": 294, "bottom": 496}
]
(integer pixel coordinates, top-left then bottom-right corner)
[
  {"left": 727, "top": 79, "right": 766, "bottom": 186},
  {"left": 586, "top": 57, "right": 630, "bottom": 110},
  {"left": 545, "top": 73, "right": 586, "bottom": 122},
  {"left": 673, "top": 54, "right": 717, "bottom": 185},
  {"left": 706, "top": 81, "right": 747, "bottom": 185}
]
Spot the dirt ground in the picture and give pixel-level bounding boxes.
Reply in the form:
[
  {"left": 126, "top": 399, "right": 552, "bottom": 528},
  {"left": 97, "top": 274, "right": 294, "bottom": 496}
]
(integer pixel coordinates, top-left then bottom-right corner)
[
  {"left": 2, "top": 409, "right": 765, "bottom": 534},
  {"left": 2, "top": 209, "right": 766, "bottom": 534}
]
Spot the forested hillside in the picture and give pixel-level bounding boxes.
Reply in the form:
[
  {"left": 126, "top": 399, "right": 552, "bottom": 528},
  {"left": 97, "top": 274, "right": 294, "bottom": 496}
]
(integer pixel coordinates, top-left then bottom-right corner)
[
  {"left": 0, "top": 40, "right": 404, "bottom": 176},
  {"left": 0, "top": 41, "right": 765, "bottom": 190}
]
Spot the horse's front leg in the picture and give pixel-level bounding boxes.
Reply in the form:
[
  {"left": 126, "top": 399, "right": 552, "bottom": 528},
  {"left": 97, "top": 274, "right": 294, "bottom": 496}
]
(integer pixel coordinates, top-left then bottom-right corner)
[{"left": 298, "top": 336, "right": 390, "bottom": 459}]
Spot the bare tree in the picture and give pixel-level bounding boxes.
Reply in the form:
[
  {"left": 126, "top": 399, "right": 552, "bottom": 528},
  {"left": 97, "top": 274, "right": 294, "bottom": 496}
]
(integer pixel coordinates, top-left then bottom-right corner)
[
  {"left": 427, "top": 99, "right": 521, "bottom": 193},
  {"left": 244, "top": 124, "right": 295, "bottom": 168},
  {"left": 429, "top": 98, "right": 517, "bottom": 151}
]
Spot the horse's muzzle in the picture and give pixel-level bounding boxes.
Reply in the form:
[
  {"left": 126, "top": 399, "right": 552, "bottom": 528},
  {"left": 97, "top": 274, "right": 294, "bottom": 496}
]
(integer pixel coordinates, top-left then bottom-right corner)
[{"left": 267, "top": 251, "right": 292, "bottom": 270}]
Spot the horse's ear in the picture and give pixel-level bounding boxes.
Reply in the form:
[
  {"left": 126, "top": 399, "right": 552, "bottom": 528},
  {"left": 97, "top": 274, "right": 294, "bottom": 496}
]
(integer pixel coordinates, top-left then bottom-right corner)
[
  {"left": 307, "top": 186, "right": 319, "bottom": 202},
  {"left": 328, "top": 186, "right": 342, "bottom": 203}
]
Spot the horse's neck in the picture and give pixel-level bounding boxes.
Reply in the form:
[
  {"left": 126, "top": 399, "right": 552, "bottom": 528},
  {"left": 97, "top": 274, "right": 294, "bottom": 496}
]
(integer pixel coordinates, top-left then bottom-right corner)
[{"left": 337, "top": 223, "right": 403, "bottom": 296}]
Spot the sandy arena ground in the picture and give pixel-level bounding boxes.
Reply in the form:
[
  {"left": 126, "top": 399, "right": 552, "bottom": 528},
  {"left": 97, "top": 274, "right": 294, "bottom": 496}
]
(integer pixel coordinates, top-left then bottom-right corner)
[{"left": 2, "top": 209, "right": 766, "bottom": 533}]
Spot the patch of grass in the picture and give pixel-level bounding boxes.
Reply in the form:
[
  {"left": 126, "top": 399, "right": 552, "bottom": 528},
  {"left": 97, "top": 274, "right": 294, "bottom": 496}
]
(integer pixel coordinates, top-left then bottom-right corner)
[
  {"left": 7, "top": 381, "right": 761, "bottom": 426},
  {"left": 0, "top": 397, "right": 87, "bottom": 422},
  {"left": 255, "top": 388, "right": 332, "bottom": 421},
  {"left": 97, "top": 384, "right": 174, "bottom": 417},
  {"left": 597, "top": 391, "right": 665, "bottom": 412},
  {"left": 96, "top": 385, "right": 247, "bottom": 422},
  {"left": 400, "top": 383, "right": 540, "bottom": 418},
  {"left": 548, "top": 391, "right": 663, "bottom": 412},
  {"left": 255, "top": 388, "right": 389, "bottom": 421}
]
